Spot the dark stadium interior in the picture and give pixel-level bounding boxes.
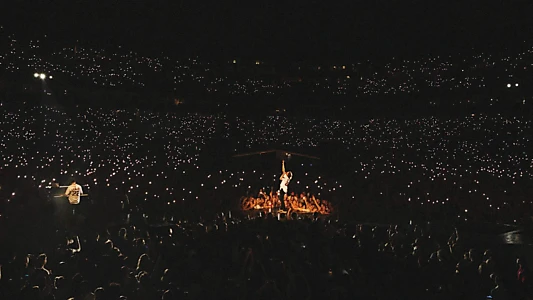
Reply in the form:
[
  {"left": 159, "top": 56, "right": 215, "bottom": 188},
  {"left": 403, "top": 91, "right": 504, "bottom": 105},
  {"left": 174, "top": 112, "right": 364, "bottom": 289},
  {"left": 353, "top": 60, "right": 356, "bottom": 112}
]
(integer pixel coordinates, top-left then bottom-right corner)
[{"left": 1, "top": 1, "right": 533, "bottom": 299}]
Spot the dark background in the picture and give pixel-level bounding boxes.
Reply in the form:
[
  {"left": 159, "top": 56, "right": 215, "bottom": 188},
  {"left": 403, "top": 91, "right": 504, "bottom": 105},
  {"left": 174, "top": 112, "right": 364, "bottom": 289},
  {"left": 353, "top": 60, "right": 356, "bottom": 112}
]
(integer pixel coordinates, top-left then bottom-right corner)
[{"left": 2, "top": 0, "right": 533, "bottom": 62}]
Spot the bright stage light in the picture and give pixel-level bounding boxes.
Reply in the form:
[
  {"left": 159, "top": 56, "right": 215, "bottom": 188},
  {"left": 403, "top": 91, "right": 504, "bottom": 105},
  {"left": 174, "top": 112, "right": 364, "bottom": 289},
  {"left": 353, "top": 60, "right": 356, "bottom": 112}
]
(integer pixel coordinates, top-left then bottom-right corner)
[
  {"left": 34, "top": 73, "right": 39, "bottom": 78},
  {"left": 39, "top": 74, "right": 46, "bottom": 80}
]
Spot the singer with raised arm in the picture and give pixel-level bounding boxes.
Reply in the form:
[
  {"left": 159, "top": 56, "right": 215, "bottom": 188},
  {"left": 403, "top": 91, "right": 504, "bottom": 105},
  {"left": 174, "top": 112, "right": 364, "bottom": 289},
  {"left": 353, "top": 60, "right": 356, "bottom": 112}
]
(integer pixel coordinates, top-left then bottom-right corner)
[{"left": 278, "top": 160, "right": 293, "bottom": 212}]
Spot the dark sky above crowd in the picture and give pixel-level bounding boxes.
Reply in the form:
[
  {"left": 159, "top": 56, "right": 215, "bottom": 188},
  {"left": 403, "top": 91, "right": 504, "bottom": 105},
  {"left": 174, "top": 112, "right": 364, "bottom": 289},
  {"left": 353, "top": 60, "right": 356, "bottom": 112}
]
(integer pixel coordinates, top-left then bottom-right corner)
[{"left": 2, "top": 0, "right": 533, "bottom": 61}]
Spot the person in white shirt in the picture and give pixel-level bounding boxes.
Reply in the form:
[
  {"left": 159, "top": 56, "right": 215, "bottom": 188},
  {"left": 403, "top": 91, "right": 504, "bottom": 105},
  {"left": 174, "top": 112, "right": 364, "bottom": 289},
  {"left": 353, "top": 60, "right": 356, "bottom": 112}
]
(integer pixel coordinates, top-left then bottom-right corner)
[
  {"left": 65, "top": 180, "right": 83, "bottom": 205},
  {"left": 278, "top": 160, "right": 293, "bottom": 211}
]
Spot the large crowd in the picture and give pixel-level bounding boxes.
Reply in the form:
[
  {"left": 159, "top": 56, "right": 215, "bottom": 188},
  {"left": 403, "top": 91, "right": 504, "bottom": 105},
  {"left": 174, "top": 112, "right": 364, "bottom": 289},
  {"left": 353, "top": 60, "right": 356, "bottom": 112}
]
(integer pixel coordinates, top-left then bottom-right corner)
[
  {"left": 1, "top": 25, "right": 532, "bottom": 98},
  {"left": 0, "top": 101, "right": 532, "bottom": 299},
  {"left": 241, "top": 189, "right": 333, "bottom": 215}
]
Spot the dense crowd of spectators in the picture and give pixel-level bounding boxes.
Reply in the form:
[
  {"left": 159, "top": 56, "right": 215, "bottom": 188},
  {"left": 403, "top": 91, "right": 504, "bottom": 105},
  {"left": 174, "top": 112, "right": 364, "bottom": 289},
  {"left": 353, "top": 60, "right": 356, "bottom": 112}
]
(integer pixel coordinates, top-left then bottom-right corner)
[
  {"left": 1, "top": 25, "right": 532, "bottom": 97},
  {"left": 241, "top": 189, "right": 333, "bottom": 214},
  {"left": 0, "top": 102, "right": 532, "bottom": 299},
  {"left": 2, "top": 212, "right": 532, "bottom": 299}
]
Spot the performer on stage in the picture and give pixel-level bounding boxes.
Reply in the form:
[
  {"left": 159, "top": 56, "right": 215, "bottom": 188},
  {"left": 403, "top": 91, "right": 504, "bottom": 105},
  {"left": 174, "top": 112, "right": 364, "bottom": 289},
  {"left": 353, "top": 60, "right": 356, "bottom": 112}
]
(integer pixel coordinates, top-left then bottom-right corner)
[
  {"left": 65, "top": 180, "right": 83, "bottom": 205},
  {"left": 65, "top": 180, "right": 84, "bottom": 223},
  {"left": 278, "top": 160, "right": 293, "bottom": 211}
]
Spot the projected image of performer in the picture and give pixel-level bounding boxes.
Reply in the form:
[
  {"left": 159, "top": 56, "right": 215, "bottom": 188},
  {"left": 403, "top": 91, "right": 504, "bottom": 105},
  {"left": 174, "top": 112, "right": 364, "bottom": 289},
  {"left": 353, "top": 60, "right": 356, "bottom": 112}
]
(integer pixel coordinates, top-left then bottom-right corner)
[{"left": 278, "top": 160, "right": 293, "bottom": 211}]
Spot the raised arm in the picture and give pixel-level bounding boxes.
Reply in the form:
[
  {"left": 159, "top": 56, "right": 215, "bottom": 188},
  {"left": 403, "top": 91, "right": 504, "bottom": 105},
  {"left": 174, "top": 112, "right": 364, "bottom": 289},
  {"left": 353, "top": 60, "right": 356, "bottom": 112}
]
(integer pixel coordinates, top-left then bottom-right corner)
[
  {"left": 281, "top": 160, "right": 286, "bottom": 174},
  {"left": 74, "top": 235, "right": 82, "bottom": 253},
  {"left": 69, "top": 236, "right": 82, "bottom": 254}
]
